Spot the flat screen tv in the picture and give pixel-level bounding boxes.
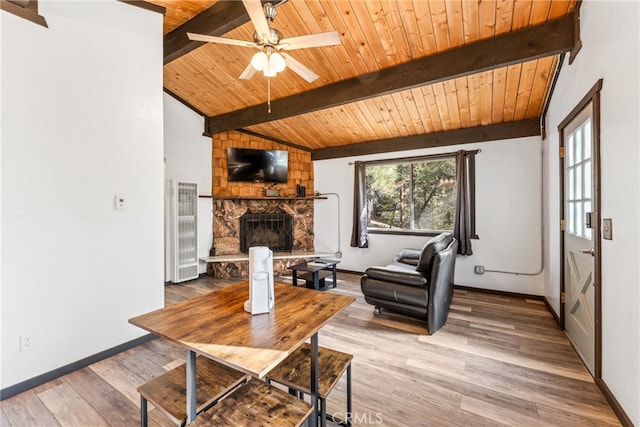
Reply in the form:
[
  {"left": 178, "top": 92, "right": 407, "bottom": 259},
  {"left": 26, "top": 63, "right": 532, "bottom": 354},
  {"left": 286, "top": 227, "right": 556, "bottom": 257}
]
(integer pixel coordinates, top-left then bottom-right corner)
[{"left": 227, "top": 148, "right": 288, "bottom": 183}]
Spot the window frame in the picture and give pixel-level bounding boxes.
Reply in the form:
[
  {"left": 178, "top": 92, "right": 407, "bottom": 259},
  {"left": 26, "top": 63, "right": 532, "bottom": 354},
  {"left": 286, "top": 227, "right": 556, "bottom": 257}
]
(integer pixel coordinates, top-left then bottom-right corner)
[
  {"left": 363, "top": 151, "right": 478, "bottom": 238},
  {"left": 564, "top": 112, "right": 593, "bottom": 240}
]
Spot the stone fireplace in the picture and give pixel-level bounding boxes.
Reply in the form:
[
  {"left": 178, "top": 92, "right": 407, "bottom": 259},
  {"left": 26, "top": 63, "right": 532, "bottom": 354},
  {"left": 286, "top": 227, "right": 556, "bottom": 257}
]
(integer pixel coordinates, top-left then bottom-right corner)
[
  {"left": 209, "top": 131, "right": 317, "bottom": 278},
  {"left": 209, "top": 198, "right": 314, "bottom": 278}
]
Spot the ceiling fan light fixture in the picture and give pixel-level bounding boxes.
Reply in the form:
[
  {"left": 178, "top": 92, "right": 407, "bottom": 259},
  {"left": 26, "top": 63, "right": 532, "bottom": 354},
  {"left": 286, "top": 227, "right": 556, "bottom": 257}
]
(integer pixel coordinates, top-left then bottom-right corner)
[
  {"left": 251, "top": 51, "right": 268, "bottom": 71},
  {"left": 270, "top": 52, "right": 286, "bottom": 72},
  {"left": 256, "top": 51, "right": 286, "bottom": 77}
]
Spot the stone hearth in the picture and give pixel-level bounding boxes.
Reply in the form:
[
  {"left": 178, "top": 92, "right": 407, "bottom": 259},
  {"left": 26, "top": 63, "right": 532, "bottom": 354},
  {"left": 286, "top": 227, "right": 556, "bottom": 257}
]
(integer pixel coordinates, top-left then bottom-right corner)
[{"left": 210, "top": 198, "right": 314, "bottom": 278}]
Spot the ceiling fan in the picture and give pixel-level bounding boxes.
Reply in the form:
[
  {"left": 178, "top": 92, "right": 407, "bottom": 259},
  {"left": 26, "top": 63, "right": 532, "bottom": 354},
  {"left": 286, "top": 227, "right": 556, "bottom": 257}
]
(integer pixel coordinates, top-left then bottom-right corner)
[{"left": 187, "top": 0, "right": 341, "bottom": 83}]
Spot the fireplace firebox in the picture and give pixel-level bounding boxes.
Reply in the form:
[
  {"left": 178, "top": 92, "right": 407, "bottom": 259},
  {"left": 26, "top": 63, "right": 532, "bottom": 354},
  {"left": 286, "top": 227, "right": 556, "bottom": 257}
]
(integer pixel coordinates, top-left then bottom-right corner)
[{"left": 239, "top": 213, "right": 293, "bottom": 253}]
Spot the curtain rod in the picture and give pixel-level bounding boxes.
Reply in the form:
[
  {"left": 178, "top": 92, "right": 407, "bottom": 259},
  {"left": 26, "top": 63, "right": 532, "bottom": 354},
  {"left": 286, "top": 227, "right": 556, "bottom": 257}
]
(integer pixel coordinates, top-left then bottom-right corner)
[{"left": 347, "top": 149, "right": 481, "bottom": 165}]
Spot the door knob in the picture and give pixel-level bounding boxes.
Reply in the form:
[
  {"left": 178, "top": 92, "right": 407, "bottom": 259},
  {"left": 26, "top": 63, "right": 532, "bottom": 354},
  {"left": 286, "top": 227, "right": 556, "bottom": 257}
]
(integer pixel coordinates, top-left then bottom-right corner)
[{"left": 580, "top": 248, "right": 595, "bottom": 256}]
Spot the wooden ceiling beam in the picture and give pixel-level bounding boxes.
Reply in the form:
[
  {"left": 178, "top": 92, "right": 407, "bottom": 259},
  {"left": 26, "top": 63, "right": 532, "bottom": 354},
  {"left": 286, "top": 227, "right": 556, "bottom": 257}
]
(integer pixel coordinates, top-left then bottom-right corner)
[
  {"left": 237, "top": 129, "right": 312, "bottom": 152},
  {"left": 120, "top": 1, "right": 166, "bottom": 15},
  {"left": 205, "top": 14, "right": 576, "bottom": 136},
  {"left": 310, "top": 119, "right": 541, "bottom": 161},
  {"left": 164, "top": 0, "right": 250, "bottom": 65}
]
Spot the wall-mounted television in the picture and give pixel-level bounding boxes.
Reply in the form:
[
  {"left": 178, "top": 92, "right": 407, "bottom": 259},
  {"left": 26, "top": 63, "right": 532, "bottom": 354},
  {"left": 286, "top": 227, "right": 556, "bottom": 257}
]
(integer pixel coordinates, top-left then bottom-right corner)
[{"left": 227, "top": 148, "right": 288, "bottom": 183}]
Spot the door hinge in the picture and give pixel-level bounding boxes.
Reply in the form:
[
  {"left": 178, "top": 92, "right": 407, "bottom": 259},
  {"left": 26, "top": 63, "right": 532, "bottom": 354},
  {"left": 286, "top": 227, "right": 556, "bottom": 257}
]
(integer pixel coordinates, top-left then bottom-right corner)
[
  {"left": 559, "top": 147, "right": 565, "bottom": 158},
  {"left": 560, "top": 219, "right": 566, "bottom": 231},
  {"left": 561, "top": 292, "right": 566, "bottom": 304}
]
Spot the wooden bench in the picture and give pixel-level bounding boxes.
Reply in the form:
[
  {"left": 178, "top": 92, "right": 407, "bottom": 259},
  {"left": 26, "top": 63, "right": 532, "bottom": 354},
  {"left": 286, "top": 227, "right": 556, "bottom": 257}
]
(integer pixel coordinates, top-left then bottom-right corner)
[
  {"left": 265, "top": 343, "right": 353, "bottom": 427},
  {"left": 189, "top": 379, "right": 313, "bottom": 426},
  {"left": 137, "top": 356, "right": 249, "bottom": 427}
]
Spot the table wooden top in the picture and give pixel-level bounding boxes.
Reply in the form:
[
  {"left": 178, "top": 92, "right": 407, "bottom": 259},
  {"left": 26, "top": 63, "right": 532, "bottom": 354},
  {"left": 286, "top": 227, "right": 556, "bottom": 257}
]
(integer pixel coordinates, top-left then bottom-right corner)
[
  {"left": 129, "top": 281, "right": 355, "bottom": 379},
  {"left": 289, "top": 260, "right": 339, "bottom": 272}
]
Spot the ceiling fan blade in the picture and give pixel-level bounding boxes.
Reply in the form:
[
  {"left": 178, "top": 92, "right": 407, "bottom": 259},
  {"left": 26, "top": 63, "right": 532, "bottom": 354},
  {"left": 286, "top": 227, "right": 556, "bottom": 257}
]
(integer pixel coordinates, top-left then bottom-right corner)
[
  {"left": 281, "top": 52, "right": 319, "bottom": 83},
  {"left": 239, "top": 63, "right": 257, "bottom": 80},
  {"left": 242, "top": 0, "right": 271, "bottom": 43},
  {"left": 187, "top": 33, "right": 257, "bottom": 49},
  {"left": 279, "top": 31, "right": 341, "bottom": 51}
]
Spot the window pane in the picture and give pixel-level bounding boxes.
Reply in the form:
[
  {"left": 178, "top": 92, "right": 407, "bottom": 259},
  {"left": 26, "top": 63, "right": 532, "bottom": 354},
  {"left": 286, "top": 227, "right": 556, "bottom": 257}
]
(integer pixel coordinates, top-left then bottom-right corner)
[
  {"left": 584, "top": 160, "right": 592, "bottom": 199},
  {"left": 576, "top": 127, "right": 583, "bottom": 163},
  {"left": 411, "top": 160, "right": 457, "bottom": 231},
  {"left": 568, "top": 167, "right": 574, "bottom": 200},
  {"left": 583, "top": 119, "right": 592, "bottom": 159},
  {"left": 575, "top": 164, "right": 582, "bottom": 199},
  {"left": 366, "top": 163, "right": 411, "bottom": 229},
  {"left": 567, "top": 135, "right": 574, "bottom": 166}
]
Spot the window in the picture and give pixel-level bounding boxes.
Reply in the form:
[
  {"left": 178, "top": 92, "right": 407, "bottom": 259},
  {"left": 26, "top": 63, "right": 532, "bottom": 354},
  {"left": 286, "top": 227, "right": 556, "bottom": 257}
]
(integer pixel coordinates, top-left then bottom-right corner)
[
  {"left": 565, "top": 116, "right": 592, "bottom": 239},
  {"left": 364, "top": 154, "right": 472, "bottom": 235}
]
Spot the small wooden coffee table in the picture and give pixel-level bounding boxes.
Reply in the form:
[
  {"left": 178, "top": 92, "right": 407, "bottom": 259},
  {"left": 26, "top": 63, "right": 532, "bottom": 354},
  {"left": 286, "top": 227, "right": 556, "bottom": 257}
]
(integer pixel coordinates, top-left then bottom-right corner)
[{"left": 289, "top": 259, "right": 339, "bottom": 290}]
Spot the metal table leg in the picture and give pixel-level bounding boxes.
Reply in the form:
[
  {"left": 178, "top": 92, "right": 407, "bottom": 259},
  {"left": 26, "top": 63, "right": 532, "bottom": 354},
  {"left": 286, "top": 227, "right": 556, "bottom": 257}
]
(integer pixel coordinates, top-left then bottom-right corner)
[
  {"left": 332, "top": 264, "right": 337, "bottom": 289},
  {"left": 310, "top": 333, "right": 319, "bottom": 427},
  {"left": 140, "top": 396, "right": 148, "bottom": 427},
  {"left": 346, "top": 364, "right": 352, "bottom": 426},
  {"left": 186, "top": 349, "right": 196, "bottom": 423}
]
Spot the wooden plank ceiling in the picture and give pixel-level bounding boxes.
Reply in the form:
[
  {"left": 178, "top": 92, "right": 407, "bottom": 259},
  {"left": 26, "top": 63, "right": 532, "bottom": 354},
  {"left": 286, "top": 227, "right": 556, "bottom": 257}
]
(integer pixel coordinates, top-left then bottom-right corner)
[{"left": 150, "top": 0, "right": 578, "bottom": 157}]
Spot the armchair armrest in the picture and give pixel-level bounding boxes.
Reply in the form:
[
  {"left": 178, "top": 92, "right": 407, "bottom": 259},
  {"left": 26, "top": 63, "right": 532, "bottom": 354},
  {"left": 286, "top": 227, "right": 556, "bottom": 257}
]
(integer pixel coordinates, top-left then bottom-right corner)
[
  {"left": 393, "top": 248, "right": 421, "bottom": 266},
  {"left": 364, "top": 266, "right": 427, "bottom": 287}
]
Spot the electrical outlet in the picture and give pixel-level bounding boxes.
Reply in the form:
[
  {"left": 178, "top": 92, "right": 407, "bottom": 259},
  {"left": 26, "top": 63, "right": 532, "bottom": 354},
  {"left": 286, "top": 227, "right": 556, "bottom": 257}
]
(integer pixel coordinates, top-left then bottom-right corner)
[
  {"left": 474, "top": 265, "right": 485, "bottom": 275},
  {"left": 20, "top": 335, "right": 35, "bottom": 352}
]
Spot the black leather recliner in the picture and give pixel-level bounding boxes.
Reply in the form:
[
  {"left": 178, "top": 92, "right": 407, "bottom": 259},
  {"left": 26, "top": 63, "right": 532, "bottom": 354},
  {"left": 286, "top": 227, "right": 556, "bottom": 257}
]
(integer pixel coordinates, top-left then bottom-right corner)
[{"left": 360, "top": 232, "right": 458, "bottom": 334}]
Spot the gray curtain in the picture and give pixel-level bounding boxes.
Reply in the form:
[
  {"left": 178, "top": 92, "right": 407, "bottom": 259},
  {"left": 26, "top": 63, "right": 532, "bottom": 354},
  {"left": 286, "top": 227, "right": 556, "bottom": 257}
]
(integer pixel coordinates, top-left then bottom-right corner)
[
  {"left": 454, "top": 150, "right": 473, "bottom": 255},
  {"left": 350, "top": 161, "right": 368, "bottom": 248}
]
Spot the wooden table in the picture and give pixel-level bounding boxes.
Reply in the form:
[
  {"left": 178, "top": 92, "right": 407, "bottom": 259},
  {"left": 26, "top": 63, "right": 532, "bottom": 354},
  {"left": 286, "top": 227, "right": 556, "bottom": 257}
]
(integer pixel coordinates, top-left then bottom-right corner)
[{"left": 129, "top": 281, "right": 355, "bottom": 426}]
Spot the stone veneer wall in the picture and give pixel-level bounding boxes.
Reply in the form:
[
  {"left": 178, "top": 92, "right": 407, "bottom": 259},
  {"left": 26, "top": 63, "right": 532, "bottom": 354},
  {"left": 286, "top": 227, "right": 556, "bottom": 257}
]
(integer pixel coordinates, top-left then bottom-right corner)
[
  {"left": 212, "top": 130, "right": 314, "bottom": 197},
  {"left": 210, "top": 131, "right": 316, "bottom": 278}
]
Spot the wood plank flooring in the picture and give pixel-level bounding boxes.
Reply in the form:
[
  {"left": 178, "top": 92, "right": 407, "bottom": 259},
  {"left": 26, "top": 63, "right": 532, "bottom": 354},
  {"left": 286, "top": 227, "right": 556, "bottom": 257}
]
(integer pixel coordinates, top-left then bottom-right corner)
[{"left": 1, "top": 273, "right": 620, "bottom": 426}]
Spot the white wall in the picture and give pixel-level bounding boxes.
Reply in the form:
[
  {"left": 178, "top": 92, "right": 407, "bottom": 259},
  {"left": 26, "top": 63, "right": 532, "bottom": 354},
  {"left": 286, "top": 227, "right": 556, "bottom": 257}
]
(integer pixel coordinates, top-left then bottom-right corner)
[
  {"left": 314, "top": 136, "right": 544, "bottom": 295},
  {"left": 0, "top": 1, "right": 165, "bottom": 389},
  {"left": 163, "top": 94, "right": 212, "bottom": 278},
  {"left": 543, "top": 2, "right": 640, "bottom": 423}
]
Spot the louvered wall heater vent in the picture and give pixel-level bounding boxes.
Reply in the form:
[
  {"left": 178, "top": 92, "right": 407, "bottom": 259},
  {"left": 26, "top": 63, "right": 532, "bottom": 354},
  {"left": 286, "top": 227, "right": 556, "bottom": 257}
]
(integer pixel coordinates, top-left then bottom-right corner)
[{"left": 173, "top": 181, "right": 198, "bottom": 283}]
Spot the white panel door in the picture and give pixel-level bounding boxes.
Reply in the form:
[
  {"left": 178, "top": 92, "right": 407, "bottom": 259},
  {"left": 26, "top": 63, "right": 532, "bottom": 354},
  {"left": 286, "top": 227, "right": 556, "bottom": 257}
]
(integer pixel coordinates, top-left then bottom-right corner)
[{"left": 563, "top": 105, "right": 595, "bottom": 375}]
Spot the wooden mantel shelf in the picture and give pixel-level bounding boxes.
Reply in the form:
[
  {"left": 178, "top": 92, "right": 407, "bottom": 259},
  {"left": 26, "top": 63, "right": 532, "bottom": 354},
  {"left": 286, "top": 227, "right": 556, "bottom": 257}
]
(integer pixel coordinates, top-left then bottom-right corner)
[{"left": 199, "top": 195, "right": 327, "bottom": 200}]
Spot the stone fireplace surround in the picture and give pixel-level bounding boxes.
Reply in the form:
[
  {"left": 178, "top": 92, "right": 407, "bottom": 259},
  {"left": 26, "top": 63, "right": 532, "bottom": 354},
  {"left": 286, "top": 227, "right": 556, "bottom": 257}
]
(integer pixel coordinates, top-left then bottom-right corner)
[{"left": 209, "top": 198, "right": 315, "bottom": 278}]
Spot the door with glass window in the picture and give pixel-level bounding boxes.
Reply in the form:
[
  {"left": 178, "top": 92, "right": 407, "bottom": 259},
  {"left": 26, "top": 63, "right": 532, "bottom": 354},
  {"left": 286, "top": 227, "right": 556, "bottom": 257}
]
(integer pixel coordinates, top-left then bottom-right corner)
[{"left": 562, "top": 104, "right": 596, "bottom": 375}]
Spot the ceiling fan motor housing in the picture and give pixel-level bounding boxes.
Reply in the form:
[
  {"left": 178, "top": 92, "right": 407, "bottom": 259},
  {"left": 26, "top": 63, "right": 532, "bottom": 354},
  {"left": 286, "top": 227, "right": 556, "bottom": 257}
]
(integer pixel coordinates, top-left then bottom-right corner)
[{"left": 253, "top": 28, "right": 283, "bottom": 47}]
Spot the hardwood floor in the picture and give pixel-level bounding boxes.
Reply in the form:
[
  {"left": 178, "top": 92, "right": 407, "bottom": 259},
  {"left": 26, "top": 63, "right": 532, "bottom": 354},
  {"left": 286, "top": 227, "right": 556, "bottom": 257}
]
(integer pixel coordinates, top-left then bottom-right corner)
[{"left": 1, "top": 273, "right": 620, "bottom": 426}]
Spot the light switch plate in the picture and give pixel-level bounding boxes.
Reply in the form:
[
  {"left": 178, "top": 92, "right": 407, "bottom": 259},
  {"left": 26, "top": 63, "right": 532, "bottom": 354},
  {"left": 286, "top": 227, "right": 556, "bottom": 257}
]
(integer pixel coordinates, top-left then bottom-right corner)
[
  {"left": 602, "top": 218, "right": 612, "bottom": 240},
  {"left": 115, "top": 194, "right": 126, "bottom": 210}
]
